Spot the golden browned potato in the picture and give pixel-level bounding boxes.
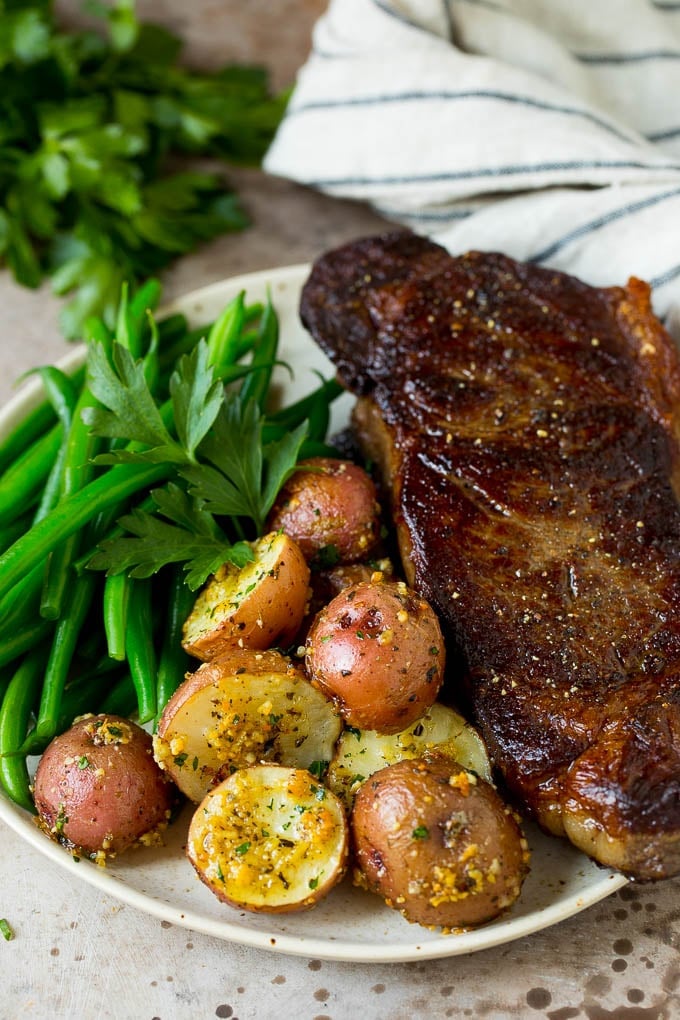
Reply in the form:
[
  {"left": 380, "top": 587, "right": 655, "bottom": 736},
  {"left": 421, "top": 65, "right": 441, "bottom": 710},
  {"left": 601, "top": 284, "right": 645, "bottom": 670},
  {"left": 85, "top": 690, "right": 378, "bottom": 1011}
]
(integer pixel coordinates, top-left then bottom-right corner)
[
  {"left": 187, "top": 764, "right": 349, "bottom": 912},
  {"left": 265, "top": 457, "right": 381, "bottom": 565},
  {"left": 182, "top": 531, "right": 310, "bottom": 661},
  {"left": 351, "top": 754, "right": 529, "bottom": 929},
  {"left": 305, "top": 579, "right": 444, "bottom": 733},
  {"left": 153, "top": 648, "right": 342, "bottom": 802},
  {"left": 33, "top": 715, "right": 175, "bottom": 857},
  {"left": 327, "top": 702, "right": 492, "bottom": 810}
]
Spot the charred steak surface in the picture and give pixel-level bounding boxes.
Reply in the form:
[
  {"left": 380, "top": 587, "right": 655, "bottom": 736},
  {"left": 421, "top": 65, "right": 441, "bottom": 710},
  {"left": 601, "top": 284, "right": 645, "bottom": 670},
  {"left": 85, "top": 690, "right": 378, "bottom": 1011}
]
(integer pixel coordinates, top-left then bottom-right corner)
[{"left": 300, "top": 232, "right": 680, "bottom": 880}]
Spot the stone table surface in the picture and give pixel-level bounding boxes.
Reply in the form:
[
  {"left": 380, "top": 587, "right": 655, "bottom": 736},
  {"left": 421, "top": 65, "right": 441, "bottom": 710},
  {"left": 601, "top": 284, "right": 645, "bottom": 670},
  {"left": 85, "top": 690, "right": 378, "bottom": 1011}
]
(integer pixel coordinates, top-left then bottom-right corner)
[{"left": 1, "top": 3, "right": 679, "bottom": 1019}]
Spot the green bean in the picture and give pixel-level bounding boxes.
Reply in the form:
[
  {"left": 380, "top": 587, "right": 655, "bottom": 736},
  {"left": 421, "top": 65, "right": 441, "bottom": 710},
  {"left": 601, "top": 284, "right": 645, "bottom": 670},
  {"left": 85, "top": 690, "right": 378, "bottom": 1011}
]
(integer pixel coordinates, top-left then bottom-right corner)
[
  {"left": 30, "top": 367, "right": 79, "bottom": 526},
  {"left": 103, "top": 571, "right": 132, "bottom": 661},
  {"left": 98, "top": 672, "right": 137, "bottom": 718},
  {"left": 0, "top": 459, "right": 171, "bottom": 604},
  {"left": 125, "top": 577, "right": 157, "bottom": 724},
  {"left": 0, "top": 364, "right": 86, "bottom": 475},
  {"left": 266, "top": 377, "right": 343, "bottom": 432},
  {"left": 0, "top": 619, "right": 53, "bottom": 671},
  {"left": 157, "top": 302, "right": 262, "bottom": 376},
  {"left": 34, "top": 572, "right": 98, "bottom": 743},
  {"left": 239, "top": 294, "right": 279, "bottom": 411},
  {"left": 206, "top": 291, "right": 246, "bottom": 368},
  {"left": 0, "top": 565, "right": 44, "bottom": 635},
  {"left": 83, "top": 317, "right": 113, "bottom": 347},
  {"left": 40, "top": 378, "right": 105, "bottom": 619},
  {"left": 0, "top": 426, "right": 62, "bottom": 529},
  {"left": 155, "top": 565, "right": 194, "bottom": 725},
  {"left": 0, "top": 647, "right": 48, "bottom": 810},
  {"left": 0, "top": 514, "right": 32, "bottom": 555},
  {"left": 119, "top": 278, "right": 162, "bottom": 357}
]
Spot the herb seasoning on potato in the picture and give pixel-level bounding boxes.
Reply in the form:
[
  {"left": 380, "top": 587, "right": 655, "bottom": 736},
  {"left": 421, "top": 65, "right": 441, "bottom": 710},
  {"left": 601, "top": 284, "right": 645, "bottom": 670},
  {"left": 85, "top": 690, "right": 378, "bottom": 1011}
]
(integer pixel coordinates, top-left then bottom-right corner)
[
  {"left": 305, "top": 578, "right": 445, "bottom": 733},
  {"left": 351, "top": 753, "right": 530, "bottom": 929}
]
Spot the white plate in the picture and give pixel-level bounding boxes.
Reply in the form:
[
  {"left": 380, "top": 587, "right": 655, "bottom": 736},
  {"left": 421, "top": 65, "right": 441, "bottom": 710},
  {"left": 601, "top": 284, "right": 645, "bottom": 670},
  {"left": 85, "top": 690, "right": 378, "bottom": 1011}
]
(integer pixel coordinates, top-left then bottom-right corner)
[{"left": 0, "top": 264, "right": 627, "bottom": 963}]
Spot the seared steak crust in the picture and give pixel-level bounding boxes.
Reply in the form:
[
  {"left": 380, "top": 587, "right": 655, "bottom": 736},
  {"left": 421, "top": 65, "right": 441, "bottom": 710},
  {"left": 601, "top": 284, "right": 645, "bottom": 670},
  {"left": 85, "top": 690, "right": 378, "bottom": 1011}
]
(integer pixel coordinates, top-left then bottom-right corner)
[{"left": 300, "top": 232, "right": 680, "bottom": 880}]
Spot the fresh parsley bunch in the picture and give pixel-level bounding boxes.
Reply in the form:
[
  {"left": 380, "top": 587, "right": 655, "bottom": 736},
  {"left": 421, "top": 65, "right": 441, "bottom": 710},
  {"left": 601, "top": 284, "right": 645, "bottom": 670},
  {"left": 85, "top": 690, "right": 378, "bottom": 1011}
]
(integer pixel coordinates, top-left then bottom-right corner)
[{"left": 0, "top": 0, "right": 288, "bottom": 337}]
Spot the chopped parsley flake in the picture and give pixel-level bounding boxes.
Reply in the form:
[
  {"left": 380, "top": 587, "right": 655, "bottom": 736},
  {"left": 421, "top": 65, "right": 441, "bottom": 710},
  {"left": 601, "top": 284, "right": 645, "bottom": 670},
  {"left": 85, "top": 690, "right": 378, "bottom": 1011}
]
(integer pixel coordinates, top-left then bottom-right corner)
[{"left": 308, "top": 760, "right": 329, "bottom": 779}]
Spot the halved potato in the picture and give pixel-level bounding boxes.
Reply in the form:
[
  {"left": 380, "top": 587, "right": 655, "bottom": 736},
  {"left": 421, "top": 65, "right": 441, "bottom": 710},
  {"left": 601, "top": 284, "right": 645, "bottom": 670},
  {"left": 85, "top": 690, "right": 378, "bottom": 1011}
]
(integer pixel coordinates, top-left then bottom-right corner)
[
  {"left": 187, "top": 764, "right": 349, "bottom": 913},
  {"left": 182, "top": 531, "right": 310, "bottom": 661},
  {"left": 153, "top": 648, "right": 342, "bottom": 802},
  {"left": 351, "top": 754, "right": 529, "bottom": 929},
  {"left": 327, "top": 702, "right": 492, "bottom": 809}
]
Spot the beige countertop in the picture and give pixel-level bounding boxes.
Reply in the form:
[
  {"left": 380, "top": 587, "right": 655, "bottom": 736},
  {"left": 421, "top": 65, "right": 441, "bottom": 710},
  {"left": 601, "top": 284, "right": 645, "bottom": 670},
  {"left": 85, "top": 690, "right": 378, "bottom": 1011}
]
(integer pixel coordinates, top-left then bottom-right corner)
[{"left": 1, "top": 4, "right": 679, "bottom": 1018}]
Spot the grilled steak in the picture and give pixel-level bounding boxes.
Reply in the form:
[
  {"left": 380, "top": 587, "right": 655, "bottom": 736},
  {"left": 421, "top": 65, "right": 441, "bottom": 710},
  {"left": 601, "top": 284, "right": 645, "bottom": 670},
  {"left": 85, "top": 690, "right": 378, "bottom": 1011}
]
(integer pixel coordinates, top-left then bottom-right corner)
[{"left": 300, "top": 232, "right": 680, "bottom": 880}]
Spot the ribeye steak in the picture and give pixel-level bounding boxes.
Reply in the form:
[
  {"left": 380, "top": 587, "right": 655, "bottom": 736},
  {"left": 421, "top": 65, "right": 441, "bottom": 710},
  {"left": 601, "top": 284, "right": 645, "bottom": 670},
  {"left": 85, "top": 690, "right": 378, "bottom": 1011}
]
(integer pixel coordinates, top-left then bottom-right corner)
[{"left": 300, "top": 232, "right": 680, "bottom": 880}]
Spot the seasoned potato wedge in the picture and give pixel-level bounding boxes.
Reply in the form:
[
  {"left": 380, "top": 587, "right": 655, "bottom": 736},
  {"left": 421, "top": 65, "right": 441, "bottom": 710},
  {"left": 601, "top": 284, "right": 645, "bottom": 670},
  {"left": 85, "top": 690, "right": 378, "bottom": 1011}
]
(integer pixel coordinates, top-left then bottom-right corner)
[
  {"left": 187, "top": 764, "right": 349, "bottom": 913},
  {"left": 182, "top": 531, "right": 310, "bottom": 661},
  {"left": 153, "top": 649, "right": 342, "bottom": 802},
  {"left": 327, "top": 702, "right": 492, "bottom": 809}
]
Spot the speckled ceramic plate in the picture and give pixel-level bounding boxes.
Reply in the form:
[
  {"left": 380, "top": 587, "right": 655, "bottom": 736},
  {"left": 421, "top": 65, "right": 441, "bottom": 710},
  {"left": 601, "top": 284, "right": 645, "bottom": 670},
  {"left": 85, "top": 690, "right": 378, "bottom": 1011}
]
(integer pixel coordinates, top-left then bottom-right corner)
[{"left": 0, "top": 265, "right": 627, "bottom": 963}]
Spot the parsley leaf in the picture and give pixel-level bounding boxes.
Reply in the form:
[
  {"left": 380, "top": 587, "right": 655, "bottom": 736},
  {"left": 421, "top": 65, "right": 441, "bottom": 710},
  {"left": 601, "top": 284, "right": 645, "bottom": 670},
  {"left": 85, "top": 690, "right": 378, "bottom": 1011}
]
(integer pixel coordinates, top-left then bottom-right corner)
[
  {"left": 185, "top": 398, "right": 307, "bottom": 531},
  {"left": 88, "top": 482, "right": 253, "bottom": 589},
  {"left": 84, "top": 314, "right": 308, "bottom": 585},
  {"left": 0, "top": 1, "right": 286, "bottom": 337}
]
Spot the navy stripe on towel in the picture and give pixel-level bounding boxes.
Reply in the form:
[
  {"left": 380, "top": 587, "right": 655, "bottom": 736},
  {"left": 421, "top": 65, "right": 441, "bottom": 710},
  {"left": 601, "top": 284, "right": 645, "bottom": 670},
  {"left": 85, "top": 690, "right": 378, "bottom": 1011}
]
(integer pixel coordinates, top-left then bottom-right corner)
[
  {"left": 530, "top": 187, "right": 680, "bottom": 263},
  {"left": 288, "top": 90, "right": 639, "bottom": 146}
]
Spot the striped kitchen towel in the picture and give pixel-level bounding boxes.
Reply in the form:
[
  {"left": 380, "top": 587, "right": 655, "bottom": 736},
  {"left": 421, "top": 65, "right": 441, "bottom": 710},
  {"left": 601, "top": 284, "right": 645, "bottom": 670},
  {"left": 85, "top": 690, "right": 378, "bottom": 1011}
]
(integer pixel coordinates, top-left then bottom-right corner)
[{"left": 264, "top": 0, "right": 680, "bottom": 322}]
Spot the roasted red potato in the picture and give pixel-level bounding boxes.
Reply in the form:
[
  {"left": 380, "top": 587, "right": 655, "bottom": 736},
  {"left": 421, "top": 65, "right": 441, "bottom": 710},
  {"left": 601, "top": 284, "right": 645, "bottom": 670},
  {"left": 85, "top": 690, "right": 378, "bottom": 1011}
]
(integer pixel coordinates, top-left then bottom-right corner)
[
  {"left": 187, "top": 764, "right": 349, "bottom": 912},
  {"left": 265, "top": 457, "right": 381, "bottom": 564},
  {"left": 305, "top": 578, "right": 444, "bottom": 733},
  {"left": 33, "top": 714, "right": 175, "bottom": 857},
  {"left": 351, "top": 754, "right": 529, "bottom": 929},
  {"left": 153, "top": 648, "right": 342, "bottom": 803},
  {"left": 182, "top": 531, "right": 310, "bottom": 660}
]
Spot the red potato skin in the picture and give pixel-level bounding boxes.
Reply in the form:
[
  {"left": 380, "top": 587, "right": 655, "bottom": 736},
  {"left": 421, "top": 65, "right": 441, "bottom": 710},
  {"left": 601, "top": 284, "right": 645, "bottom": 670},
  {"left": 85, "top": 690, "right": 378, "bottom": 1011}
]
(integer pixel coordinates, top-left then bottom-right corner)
[
  {"left": 305, "top": 579, "right": 444, "bottom": 733},
  {"left": 351, "top": 754, "right": 530, "bottom": 928},
  {"left": 266, "top": 457, "right": 382, "bottom": 564},
  {"left": 33, "top": 715, "right": 175, "bottom": 856}
]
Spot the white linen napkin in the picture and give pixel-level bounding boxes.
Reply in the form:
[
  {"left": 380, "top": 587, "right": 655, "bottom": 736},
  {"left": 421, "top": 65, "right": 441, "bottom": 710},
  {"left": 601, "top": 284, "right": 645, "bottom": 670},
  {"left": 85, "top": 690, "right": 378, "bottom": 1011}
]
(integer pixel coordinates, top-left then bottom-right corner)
[{"left": 264, "top": 0, "right": 680, "bottom": 322}]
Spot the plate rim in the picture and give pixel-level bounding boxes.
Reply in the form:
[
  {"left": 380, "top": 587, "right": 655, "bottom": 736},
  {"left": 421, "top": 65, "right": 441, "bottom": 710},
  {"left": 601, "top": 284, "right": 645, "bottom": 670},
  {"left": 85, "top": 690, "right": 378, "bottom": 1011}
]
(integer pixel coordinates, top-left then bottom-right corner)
[{"left": 0, "top": 262, "right": 628, "bottom": 963}]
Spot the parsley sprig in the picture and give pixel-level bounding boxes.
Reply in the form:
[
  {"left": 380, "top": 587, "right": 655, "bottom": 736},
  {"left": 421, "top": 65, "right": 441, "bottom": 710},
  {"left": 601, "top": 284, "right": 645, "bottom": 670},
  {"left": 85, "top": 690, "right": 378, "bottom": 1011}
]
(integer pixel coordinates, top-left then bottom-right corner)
[
  {"left": 85, "top": 326, "right": 308, "bottom": 588},
  {"left": 0, "top": 0, "right": 288, "bottom": 337}
]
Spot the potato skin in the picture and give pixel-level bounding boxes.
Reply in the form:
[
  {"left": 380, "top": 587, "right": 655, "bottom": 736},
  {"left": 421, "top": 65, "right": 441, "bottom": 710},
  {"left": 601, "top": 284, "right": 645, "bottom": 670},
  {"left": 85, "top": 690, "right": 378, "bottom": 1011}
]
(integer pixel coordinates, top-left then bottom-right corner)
[
  {"left": 154, "top": 648, "right": 342, "bottom": 802},
  {"left": 265, "top": 457, "right": 381, "bottom": 564},
  {"left": 182, "top": 531, "right": 310, "bottom": 661},
  {"left": 305, "top": 579, "right": 444, "bottom": 733},
  {"left": 33, "top": 715, "right": 175, "bottom": 856},
  {"left": 351, "top": 754, "right": 529, "bottom": 929}
]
